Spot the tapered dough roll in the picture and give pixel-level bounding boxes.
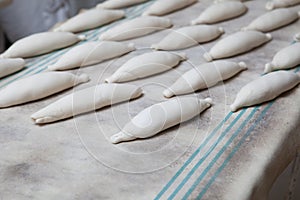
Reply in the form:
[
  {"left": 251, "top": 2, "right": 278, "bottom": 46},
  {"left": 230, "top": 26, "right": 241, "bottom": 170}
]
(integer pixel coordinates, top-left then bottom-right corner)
[
  {"left": 99, "top": 16, "right": 172, "bottom": 41},
  {"left": 203, "top": 31, "right": 272, "bottom": 61},
  {"left": 105, "top": 51, "right": 186, "bottom": 83},
  {"left": 0, "top": 58, "right": 25, "bottom": 78},
  {"left": 0, "top": 72, "right": 90, "bottom": 108},
  {"left": 266, "top": 0, "right": 300, "bottom": 10},
  {"left": 48, "top": 41, "right": 135, "bottom": 71},
  {"left": 230, "top": 71, "right": 300, "bottom": 112},
  {"left": 96, "top": 0, "right": 148, "bottom": 9},
  {"left": 0, "top": 32, "right": 85, "bottom": 58},
  {"left": 31, "top": 84, "right": 143, "bottom": 124},
  {"left": 191, "top": 1, "right": 247, "bottom": 25},
  {"left": 142, "top": 0, "right": 197, "bottom": 16},
  {"left": 265, "top": 43, "right": 300, "bottom": 73},
  {"left": 242, "top": 9, "right": 300, "bottom": 32},
  {"left": 110, "top": 97, "right": 212, "bottom": 143},
  {"left": 163, "top": 61, "right": 247, "bottom": 98},
  {"left": 151, "top": 25, "right": 224, "bottom": 50},
  {"left": 54, "top": 9, "right": 125, "bottom": 33}
]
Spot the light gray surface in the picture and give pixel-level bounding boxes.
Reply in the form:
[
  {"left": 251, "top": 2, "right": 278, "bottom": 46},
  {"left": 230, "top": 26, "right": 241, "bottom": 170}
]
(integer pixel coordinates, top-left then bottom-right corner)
[{"left": 0, "top": 0, "right": 300, "bottom": 199}]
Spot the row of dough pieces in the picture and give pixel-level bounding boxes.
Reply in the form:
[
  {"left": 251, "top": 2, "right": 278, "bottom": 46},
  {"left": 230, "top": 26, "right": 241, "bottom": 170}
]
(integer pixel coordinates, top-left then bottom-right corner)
[{"left": 0, "top": 0, "right": 300, "bottom": 144}]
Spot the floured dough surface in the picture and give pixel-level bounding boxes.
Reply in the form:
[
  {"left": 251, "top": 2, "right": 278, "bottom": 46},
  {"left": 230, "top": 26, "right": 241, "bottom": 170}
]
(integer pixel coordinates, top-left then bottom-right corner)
[{"left": 0, "top": 58, "right": 25, "bottom": 78}]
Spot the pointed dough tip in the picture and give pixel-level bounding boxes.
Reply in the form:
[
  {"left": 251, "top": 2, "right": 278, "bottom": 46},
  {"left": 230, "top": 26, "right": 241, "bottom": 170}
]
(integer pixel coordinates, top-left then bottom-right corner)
[
  {"left": 203, "top": 52, "right": 213, "bottom": 62},
  {"left": 163, "top": 89, "right": 174, "bottom": 98},
  {"left": 78, "top": 35, "right": 86, "bottom": 41},
  {"left": 190, "top": 20, "right": 198, "bottom": 25},
  {"left": 294, "top": 33, "right": 300, "bottom": 41},
  {"left": 128, "top": 43, "right": 136, "bottom": 50},
  {"left": 218, "top": 27, "right": 225, "bottom": 34},
  {"left": 150, "top": 44, "right": 160, "bottom": 50},
  {"left": 238, "top": 62, "right": 248, "bottom": 70},
  {"left": 265, "top": 2, "right": 274, "bottom": 10},
  {"left": 176, "top": 52, "right": 187, "bottom": 61},
  {"left": 48, "top": 65, "right": 58, "bottom": 71},
  {"left": 230, "top": 104, "right": 238, "bottom": 112},
  {"left": 264, "top": 63, "right": 274, "bottom": 74},
  {"left": 265, "top": 33, "right": 272, "bottom": 41},
  {"left": 204, "top": 98, "right": 213, "bottom": 105},
  {"left": 105, "top": 76, "right": 116, "bottom": 83},
  {"left": 77, "top": 73, "right": 90, "bottom": 83},
  {"left": 110, "top": 132, "right": 135, "bottom": 144}
]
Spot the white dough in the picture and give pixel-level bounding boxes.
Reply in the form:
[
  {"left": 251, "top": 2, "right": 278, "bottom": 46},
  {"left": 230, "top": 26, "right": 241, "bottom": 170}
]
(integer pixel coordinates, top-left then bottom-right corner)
[
  {"left": 0, "top": 72, "right": 89, "bottom": 108},
  {"left": 242, "top": 9, "right": 300, "bottom": 32},
  {"left": 31, "top": 83, "right": 142, "bottom": 124},
  {"left": 0, "top": 32, "right": 85, "bottom": 58},
  {"left": 230, "top": 71, "right": 300, "bottom": 112},
  {"left": 163, "top": 61, "right": 247, "bottom": 98},
  {"left": 214, "top": 0, "right": 244, "bottom": 3},
  {"left": 151, "top": 25, "right": 224, "bottom": 50},
  {"left": 265, "top": 43, "right": 300, "bottom": 73},
  {"left": 142, "top": 0, "right": 197, "bottom": 16},
  {"left": 54, "top": 9, "right": 125, "bottom": 33},
  {"left": 191, "top": 1, "right": 247, "bottom": 25},
  {"left": 99, "top": 16, "right": 172, "bottom": 41},
  {"left": 97, "top": 0, "right": 148, "bottom": 9},
  {"left": 266, "top": 0, "right": 300, "bottom": 10},
  {"left": 294, "top": 32, "right": 300, "bottom": 41},
  {"left": 0, "top": 58, "right": 25, "bottom": 78},
  {"left": 110, "top": 97, "right": 212, "bottom": 143},
  {"left": 105, "top": 51, "right": 186, "bottom": 83},
  {"left": 48, "top": 41, "right": 135, "bottom": 71},
  {"left": 203, "top": 31, "right": 272, "bottom": 61}
]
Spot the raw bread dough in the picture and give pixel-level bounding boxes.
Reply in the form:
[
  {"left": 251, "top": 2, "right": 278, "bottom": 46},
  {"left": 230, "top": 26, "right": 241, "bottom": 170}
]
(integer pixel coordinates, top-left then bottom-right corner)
[
  {"left": 54, "top": 9, "right": 125, "bottom": 33},
  {"left": 0, "top": 58, "right": 25, "bottom": 78},
  {"left": 230, "top": 71, "right": 300, "bottom": 112},
  {"left": 31, "top": 83, "right": 143, "bottom": 124},
  {"left": 191, "top": 1, "right": 247, "bottom": 25},
  {"left": 142, "top": 0, "right": 197, "bottom": 16},
  {"left": 151, "top": 25, "right": 224, "bottom": 50},
  {"left": 110, "top": 97, "right": 212, "bottom": 143},
  {"left": 105, "top": 51, "right": 186, "bottom": 83},
  {"left": 97, "top": 0, "right": 148, "bottom": 9},
  {"left": 203, "top": 31, "right": 272, "bottom": 61},
  {"left": 266, "top": 0, "right": 300, "bottom": 10},
  {"left": 48, "top": 41, "right": 135, "bottom": 71},
  {"left": 214, "top": 0, "right": 244, "bottom": 2},
  {"left": 265, "top": 43, "right": 300, "bottom": 73},
  {"left": 294, "top": 32, "right": 300, "bottom": 41},
  {"left": 242, "top": 9, "right": 300, "bottom": 32},
  {"left": 99, "top": 16, "right": 172, "bottom": 41},
  {"left": 0, "top": 32, "right": 85, "bottom": 58},
  {"left": 0, "top": 72, "right": 89, "bottom": 108},
  {"left": 163, "top": 61, "right": 247, "bottom": 98}
]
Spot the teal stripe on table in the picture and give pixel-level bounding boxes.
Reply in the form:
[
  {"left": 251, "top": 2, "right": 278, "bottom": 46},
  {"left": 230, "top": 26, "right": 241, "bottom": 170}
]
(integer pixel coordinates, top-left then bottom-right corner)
[
  {"left": 154, "top": 112, "right": 234, "bottom": 200},
  {"left": 195, "top": 103, "right": 273, "bottom": 200},
  {"left": 166, "top": 109, "right": 247, "bottom": 200},
  {"left": 0, "top": 1, "right": 152, "bottom": 89}
]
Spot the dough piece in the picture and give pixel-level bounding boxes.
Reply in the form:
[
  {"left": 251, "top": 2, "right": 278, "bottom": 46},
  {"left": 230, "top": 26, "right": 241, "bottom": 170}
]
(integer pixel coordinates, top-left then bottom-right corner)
[
  {"left": 48, "top": 41, "right": 135, "bottom": 71},
  {"left": 214, "top": 0, "right": 244, "bottom": 2},
  {"left": 0, "top": 72, "right": 89, "bottom": 108},
  {"left": 54, "top": 9, "right": 125, "bottom": 33},
  {"left": 105, "top": 51, "right": 186, "bottom": 83},
  {"left": 203, "top": 31, "right": 272, "bottom": 61},
  {"left": 242, "top": 9, "right": 300, "bottom": 32},
  {"left": 164, "top": 61, "right": 247, "bottom": 98},
  {"left": 191, "top": 1, "right": 247, "bottom": 25},
  {"left": 266, "top": 0, "right": 300, "bottom": 10},
  {"left": 99, "top": 16, "right": 172, "bottom": 41},
  {"left": 151, "top": 25, "right": 224, "bottom": 50},
  {"left": 31, "top": 83, "right": 143, "bottom": 124},
  {"left": 142, "top": 0, "right": 197, "bottom": 16},
  {"left": 110, "top": 97, "right": 212, "bottom": 143},
  {"left": 230, "top": 71, "right": 300, "bottom": 112},
  {"left": 264, "top": 43, "right": 300, "bottom": 73},
  {"left": 294, "top": 32, "right": 300, "bottom": 41},
  {"left": 0, "top": 58, "right": 25, "bottom": 78},
  {"left": 0, "top": 32, "right": 85, "bottom": 58},
  {"left": 97, "top": 0, "right": 148, "bottom": 9}
]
